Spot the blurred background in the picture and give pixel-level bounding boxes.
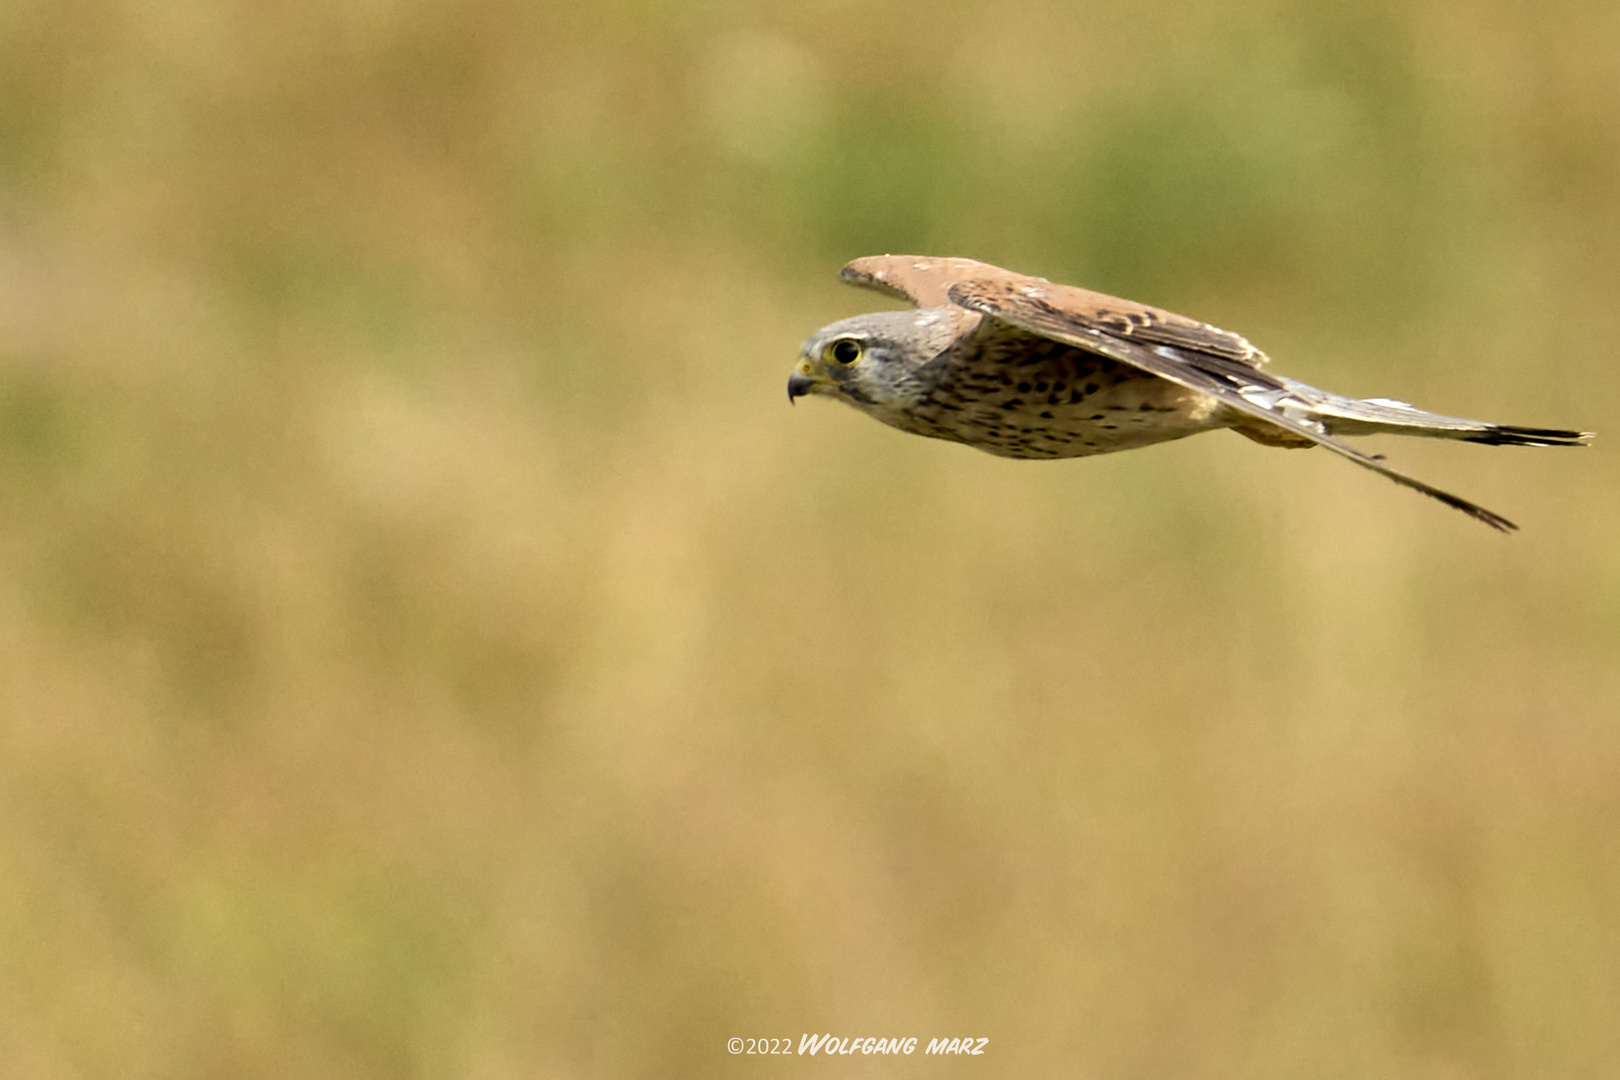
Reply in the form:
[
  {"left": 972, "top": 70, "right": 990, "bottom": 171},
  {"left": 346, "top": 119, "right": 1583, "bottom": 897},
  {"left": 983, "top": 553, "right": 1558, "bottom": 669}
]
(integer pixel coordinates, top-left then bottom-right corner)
[{"left": 0, "top": 0, "right": 1616, "bottom": 1076}]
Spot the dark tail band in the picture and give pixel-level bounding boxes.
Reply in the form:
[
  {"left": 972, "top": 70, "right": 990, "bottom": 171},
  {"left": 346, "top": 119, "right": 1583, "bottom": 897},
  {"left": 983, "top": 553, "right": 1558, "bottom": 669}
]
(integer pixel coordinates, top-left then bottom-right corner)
[{"left": 1459, "top": 425, "right": 1594, "bottom": 448}]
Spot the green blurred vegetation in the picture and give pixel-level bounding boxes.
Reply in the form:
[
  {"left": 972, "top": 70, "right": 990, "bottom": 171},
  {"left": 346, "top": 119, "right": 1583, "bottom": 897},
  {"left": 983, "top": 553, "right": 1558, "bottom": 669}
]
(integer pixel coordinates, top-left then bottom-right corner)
[{"left": 1, "top": 0, "right": 1617, "bottom": 1077}]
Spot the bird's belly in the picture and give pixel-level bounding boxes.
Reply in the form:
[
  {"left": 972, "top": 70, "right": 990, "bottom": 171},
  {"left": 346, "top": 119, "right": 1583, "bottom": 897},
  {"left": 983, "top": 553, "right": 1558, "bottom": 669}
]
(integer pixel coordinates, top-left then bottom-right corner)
[{"left": 914, "top": 359, "right": 1224, "bottom": 460}]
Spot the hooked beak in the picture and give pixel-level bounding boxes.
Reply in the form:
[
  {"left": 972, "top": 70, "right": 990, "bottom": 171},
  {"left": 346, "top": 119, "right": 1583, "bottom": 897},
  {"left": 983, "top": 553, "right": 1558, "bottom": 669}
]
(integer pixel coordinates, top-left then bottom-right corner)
[{"left": 787, "top": 370, "right": 817, "bottom": 403}]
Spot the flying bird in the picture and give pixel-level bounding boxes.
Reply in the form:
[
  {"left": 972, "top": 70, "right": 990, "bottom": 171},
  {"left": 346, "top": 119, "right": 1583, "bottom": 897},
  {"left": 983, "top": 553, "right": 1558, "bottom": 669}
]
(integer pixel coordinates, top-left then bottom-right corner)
[{"left": 789, "top": 256, "right": 1592, "bottom": 531}]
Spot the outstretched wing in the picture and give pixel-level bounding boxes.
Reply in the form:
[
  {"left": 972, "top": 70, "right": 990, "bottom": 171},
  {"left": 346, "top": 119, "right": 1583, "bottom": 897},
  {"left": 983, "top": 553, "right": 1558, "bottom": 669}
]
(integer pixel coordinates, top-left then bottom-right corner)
[
  {"left": 842, "top": 255, "right": 1270, "bottom": 367},
  {"left": 839, "top": 255, "right": 1008, "bottom": 309},
  {"left": 947, "top": 275, "right": 1520, "bottom": 532}
]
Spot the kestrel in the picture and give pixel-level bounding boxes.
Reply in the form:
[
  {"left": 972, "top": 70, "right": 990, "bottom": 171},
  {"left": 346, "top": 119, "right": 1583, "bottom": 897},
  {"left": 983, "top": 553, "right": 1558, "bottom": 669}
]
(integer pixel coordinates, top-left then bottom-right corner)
[{"left": 789, "top": 255, "right": 1592, "bottom": 531}]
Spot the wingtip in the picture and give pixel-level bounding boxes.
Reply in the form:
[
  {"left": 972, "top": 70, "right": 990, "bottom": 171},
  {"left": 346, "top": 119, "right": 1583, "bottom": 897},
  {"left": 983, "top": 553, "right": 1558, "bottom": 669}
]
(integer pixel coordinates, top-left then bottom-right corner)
[
  {"left": 1426, "top": 488, "right": 1520, "bottom": 533},
  {"left": 1474, "top": 507, "right": 1521, "bottom": 534},
  {"left": 837, "top": 257, "right": 915, "bottom": 303}
]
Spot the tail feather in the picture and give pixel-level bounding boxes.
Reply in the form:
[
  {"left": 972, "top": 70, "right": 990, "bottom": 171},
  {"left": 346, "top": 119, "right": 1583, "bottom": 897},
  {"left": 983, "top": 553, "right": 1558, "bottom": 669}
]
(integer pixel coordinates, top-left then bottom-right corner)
[
  {"left": 1275, "top": 377, "right": 1595, "bottom": 447},
  {"left": 1456, "top": 424, "right": 1592, "bottom": 447}
]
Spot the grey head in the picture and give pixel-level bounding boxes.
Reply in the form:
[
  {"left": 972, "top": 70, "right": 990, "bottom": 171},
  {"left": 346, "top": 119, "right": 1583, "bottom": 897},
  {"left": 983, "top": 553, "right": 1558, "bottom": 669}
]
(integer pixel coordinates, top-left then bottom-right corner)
[{"left": 787, "top": 307, "right": 961, "bottom": 430}]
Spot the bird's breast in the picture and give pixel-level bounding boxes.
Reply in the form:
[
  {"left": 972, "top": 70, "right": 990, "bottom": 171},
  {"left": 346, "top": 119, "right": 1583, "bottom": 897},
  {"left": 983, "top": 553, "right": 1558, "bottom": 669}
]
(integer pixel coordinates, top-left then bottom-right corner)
[{"left": 910, "top": 343, "right": 1225, "bottom": 459}]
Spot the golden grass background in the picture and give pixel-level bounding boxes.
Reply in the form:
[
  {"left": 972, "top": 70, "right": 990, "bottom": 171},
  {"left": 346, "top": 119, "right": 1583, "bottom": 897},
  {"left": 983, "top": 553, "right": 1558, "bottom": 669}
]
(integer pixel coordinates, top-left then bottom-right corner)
[{"left": 1, "top": 0, "right": 1617, "bottom": 1076}]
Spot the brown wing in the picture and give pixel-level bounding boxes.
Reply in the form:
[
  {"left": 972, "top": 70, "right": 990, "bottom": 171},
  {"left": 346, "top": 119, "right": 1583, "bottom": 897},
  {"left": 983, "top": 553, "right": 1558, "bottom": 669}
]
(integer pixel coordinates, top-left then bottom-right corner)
[
  {"left": 841, "top": 255, "right": 1269, "bottom": 367},
  {"left": 947, "top": 275, "right": 1519, "bottom": 532},
  {"left": 839, "top": 255, "right": 1008, "bottom": 309}
]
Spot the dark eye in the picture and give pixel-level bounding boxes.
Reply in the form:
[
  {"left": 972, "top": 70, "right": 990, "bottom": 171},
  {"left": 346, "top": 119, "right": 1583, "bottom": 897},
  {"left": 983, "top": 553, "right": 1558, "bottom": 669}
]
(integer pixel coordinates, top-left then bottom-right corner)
[{"left": 830, "top": 339, "right": 863, "bottom": 365}]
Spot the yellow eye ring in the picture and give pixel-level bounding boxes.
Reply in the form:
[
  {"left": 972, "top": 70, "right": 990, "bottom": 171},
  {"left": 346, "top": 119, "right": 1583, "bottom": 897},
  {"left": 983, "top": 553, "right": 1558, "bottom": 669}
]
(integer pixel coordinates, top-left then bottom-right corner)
[{"left": 827, "top": 338, "right": 863, "bottom": 366}]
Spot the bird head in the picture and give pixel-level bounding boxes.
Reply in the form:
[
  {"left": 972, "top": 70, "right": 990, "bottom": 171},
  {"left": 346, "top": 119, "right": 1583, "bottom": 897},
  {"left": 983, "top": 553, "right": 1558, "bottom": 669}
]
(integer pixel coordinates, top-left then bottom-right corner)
[{"left": 788, "top": 308, "right": 959, "bottom": 421}]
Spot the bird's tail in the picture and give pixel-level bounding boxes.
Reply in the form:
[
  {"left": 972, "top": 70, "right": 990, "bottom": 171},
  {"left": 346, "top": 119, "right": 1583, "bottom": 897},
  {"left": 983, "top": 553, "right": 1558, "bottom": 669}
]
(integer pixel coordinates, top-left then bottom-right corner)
[{"left": 1275, "top": 377, "right": 1594, "bottom": 447}]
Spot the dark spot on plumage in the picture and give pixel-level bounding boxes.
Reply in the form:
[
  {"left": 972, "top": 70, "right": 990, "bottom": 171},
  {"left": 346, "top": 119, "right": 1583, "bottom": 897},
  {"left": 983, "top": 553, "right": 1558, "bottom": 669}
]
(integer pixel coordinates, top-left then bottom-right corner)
[
  {"left": 1085, "top": 383, "right": 1099, "bottom": 394},
  {"left": 1139, "top": 403, "right": 1155, "bottom": 411},
  {"left": 1088, "top": 414, "right": 1105, "bottom": 420},
  {"left": 1035, "top": 381, "right": 1049, "bottom": 392},
  {"left": 1046, "top": 395, "right": 1062, "bottom": 405},
  {"left": 1017, "top": 382, "right": 1032, "bottom": 393},
  {"left": 1053, "top": 381, "right": 1066, "bottom": 392},
  {"left": 1040, "top": 411, "right": 1054, "bottom": 419},
  {"left": 1069, "top": 390, "right": 1085, "bottom": 404},
  {"left": 1000, "top": 400, "right": 1023, "bottom": 410}
]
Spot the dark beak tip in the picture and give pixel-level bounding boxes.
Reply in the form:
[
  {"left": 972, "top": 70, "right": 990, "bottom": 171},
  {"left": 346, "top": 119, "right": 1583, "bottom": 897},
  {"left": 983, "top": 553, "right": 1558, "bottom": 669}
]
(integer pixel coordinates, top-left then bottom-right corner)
[{"left": 787, "top": 371, "right": 815, "bottom": 403}]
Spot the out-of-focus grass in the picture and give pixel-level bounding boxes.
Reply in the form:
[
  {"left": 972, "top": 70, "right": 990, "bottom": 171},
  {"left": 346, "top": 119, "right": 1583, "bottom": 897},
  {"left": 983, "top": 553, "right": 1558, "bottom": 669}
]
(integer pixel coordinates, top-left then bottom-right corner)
[{"left": 1, "top": 0, "right": 1617, "bottom": 1076}]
